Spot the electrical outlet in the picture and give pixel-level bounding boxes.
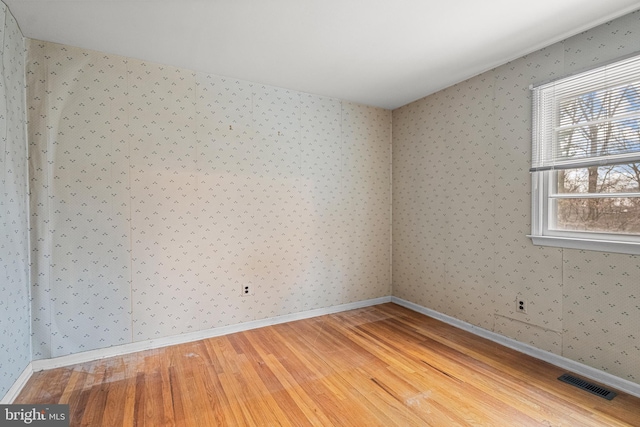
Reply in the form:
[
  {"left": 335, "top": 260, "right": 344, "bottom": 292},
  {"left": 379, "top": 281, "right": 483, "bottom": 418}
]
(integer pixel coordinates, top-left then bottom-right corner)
[
  {"left": 517, "top": 298, "right": 527, "bottom": 314},
  {"left": 241, "top": 284, "right": 251, "bottom": 297}
]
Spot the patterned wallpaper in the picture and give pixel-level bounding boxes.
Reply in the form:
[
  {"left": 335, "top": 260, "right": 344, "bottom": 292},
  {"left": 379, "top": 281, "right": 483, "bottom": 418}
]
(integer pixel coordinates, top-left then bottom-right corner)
[
  {"left": 0, "top": 3, "right": 29, "bottom": 399},
  {"left": 26, "top": 40, "right": 391, "bottom": 358},
  {"left": 393, "top": 11, "right": 640, "bottom": 385},
  {"left": 13, "top": 1, "right": 640, "bottom": 394}
]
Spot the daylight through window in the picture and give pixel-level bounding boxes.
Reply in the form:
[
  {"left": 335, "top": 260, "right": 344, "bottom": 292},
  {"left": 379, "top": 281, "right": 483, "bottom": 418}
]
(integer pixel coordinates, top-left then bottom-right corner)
[{"left": 530, "top": 54, "right": 640, "bottom": 254}]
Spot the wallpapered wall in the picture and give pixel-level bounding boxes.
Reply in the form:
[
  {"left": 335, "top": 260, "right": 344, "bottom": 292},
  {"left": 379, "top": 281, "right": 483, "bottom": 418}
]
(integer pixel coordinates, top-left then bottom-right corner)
[
  {"left": 0, "top": 3, "right": 29, "bottom": 399},
  {"left": 393, "top": 11, "right": 640, "bottom": 385},
  {"left": 27, "top": 40, "right": 392, "bottom": 359},
  {"left": 12, "top": 3, "right": 640, "bottom": 396}
]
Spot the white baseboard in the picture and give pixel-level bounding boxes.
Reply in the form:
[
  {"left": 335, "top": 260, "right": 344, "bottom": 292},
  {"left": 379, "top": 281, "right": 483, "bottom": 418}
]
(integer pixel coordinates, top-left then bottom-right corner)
[
  {"left": 32, "top": 296, "right": 391, "bottom": 372},
  {"left": 1, "top": 362, "right": 33, "bottom": 404},
  {"left": 391, "top": 296, "right": 640, "bottom": 399},
  {"left": 17, "top": 295, "right": 639, "bottom": 403}
]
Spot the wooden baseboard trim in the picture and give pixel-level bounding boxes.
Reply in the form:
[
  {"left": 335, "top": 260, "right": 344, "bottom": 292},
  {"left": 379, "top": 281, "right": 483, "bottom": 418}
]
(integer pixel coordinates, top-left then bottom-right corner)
[
  {"left": 31, "top": 296, "right": 392, "bottom": 373},
  {"left": 24, "top": 295, "right": 637, "bottom": 402},
  {"left": 391, "top": 296, "right": 640, "bottom": 399},
  {"left": 1, "top": 362, "right": 33, "bottom": 404}
]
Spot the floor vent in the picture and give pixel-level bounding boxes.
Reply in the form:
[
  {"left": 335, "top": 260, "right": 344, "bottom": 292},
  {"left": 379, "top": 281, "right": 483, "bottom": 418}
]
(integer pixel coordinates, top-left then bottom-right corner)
[{"left": 558, "top": 374, "right": 616, "bottom": 400}]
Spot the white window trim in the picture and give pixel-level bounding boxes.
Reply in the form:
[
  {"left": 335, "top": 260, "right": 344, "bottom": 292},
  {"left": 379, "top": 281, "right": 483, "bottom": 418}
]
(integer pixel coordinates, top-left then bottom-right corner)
[
  {"left": 529, "top": 170, "right": 640, "bottom": 255},
  {"left": 529, "top": 53, "right": 640, "bottom": 255}
]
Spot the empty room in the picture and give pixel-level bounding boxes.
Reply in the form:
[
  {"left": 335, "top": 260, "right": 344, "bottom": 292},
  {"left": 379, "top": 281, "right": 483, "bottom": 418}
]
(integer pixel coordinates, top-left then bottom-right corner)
[{"left": 1, "top": 0, "right": 640, "bottom": 425}]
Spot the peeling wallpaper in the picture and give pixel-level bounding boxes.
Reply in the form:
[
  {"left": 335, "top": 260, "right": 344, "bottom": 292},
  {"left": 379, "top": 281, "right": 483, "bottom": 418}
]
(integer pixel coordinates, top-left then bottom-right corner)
[
  {"left": 0, "top": 3, "right": 29, "bottom": 399},
  {"left": 26, "top": 40, "right": 392, "bottom": 359},
  {"left": 392, "top": 12, "right": 640, "bottom": 385}
]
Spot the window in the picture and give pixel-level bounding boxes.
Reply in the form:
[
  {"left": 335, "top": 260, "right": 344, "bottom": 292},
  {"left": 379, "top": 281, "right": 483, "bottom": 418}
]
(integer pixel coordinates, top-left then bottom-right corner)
[{"left": 530, "top": 54, "right": 640, "bottom": 255}]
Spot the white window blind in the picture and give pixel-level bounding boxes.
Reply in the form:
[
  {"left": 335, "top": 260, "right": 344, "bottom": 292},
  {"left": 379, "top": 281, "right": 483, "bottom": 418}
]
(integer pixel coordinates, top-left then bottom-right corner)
[{"left": 531, "top": 54, "right": 640, "bottom": 172}]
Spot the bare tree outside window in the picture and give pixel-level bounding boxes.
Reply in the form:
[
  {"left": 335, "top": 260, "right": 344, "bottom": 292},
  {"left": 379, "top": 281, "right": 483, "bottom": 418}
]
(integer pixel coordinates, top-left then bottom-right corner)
[{"left": 554, "top": 83, "right": 640, "bottom": 234}]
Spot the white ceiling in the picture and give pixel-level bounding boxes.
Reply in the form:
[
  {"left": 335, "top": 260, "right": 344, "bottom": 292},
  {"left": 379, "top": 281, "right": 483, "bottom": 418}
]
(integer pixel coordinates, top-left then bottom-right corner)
[{"left": 6, "top": 0, "right": 640, "bottom": 109}]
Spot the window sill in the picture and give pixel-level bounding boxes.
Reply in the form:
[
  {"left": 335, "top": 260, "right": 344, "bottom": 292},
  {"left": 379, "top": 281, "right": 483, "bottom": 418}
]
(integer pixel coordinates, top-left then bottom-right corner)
[{"left": 528, "top": 235, "right": 640, "bottom": 256}]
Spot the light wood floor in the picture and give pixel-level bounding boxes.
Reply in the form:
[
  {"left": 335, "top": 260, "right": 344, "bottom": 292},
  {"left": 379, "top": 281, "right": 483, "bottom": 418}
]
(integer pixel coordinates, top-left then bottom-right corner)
[{"left": 15, "top": 303, "right": 640, "bottom": 426}]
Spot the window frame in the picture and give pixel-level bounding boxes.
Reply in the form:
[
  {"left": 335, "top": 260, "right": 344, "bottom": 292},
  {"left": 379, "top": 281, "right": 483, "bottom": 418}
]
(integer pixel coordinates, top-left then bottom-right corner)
[
  {"left": 530, "top": 170, "right": 640, "bottom": 255},
  {"left": 529, "top": 54, "right": 640, "bottom": 255}
]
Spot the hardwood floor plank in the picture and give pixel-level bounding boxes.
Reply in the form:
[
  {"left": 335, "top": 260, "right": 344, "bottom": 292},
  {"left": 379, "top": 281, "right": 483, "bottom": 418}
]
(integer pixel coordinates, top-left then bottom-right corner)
[
  {"left": 167, "top": 366, "right": 188, "bottom": 426},
  {"left": 377, "top": 305, "right": 640, "bottom": 425},
  {"left": 317, "top": 318, "right": 535, "bottom": 426},
  {"left": 157, "top": 364, "right": 176, "bottom": 427},
  {"left": 102, "top": 376, "right": 128, "bottom": 427},
  {"left": 78, "top": 369, "right": 110, "bottom": 427},
  {"left": 13, "top": 303, "right": 640, "bottom": 426},
  {"left": 133, "top": 373, "right": 146, "bottom": 427},
  {"left": 65, "top": 371, "right": 92, "bottom": 425},
  {"left": 378, "top": 302, "right": 639, "bottom": 425},
  {"left": 119, "top": 374, "right": 137, "bottom": 427},
  {"left": 261, "top": 353, "right": 336, "bottom": 426},
  {"left": 241, "top": 325, "right": 337, "bottom": 426},
  {"left": 228, "top": 332, "right": 312, "bottom": 426},
  {"left": 269, "top": 324, "right": 396, "bottom": 426},
  {"left": 352, "top": 318, "right": 577, "bottom": 424},
  {"left": 197, "top": 361, "right": 238, "bottom": 426}
]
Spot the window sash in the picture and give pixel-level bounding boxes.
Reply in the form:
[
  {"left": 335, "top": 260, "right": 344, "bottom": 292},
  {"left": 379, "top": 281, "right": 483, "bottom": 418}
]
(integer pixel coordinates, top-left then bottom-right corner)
[
  {"left": 550, "top": 192, "right": 640, "bottom": 199},
  {"left": 531, "top": 53, "right": 640, "bottom": 172},
  {"left": 529, "top": 171, "right": 640, "bottom": 254}
]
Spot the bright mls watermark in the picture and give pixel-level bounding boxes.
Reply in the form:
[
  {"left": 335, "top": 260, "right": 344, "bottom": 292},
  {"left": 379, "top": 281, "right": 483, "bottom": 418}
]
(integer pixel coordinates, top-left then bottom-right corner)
[{"left": 0, "top": 405, "right": 69, "bottom": 426}]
